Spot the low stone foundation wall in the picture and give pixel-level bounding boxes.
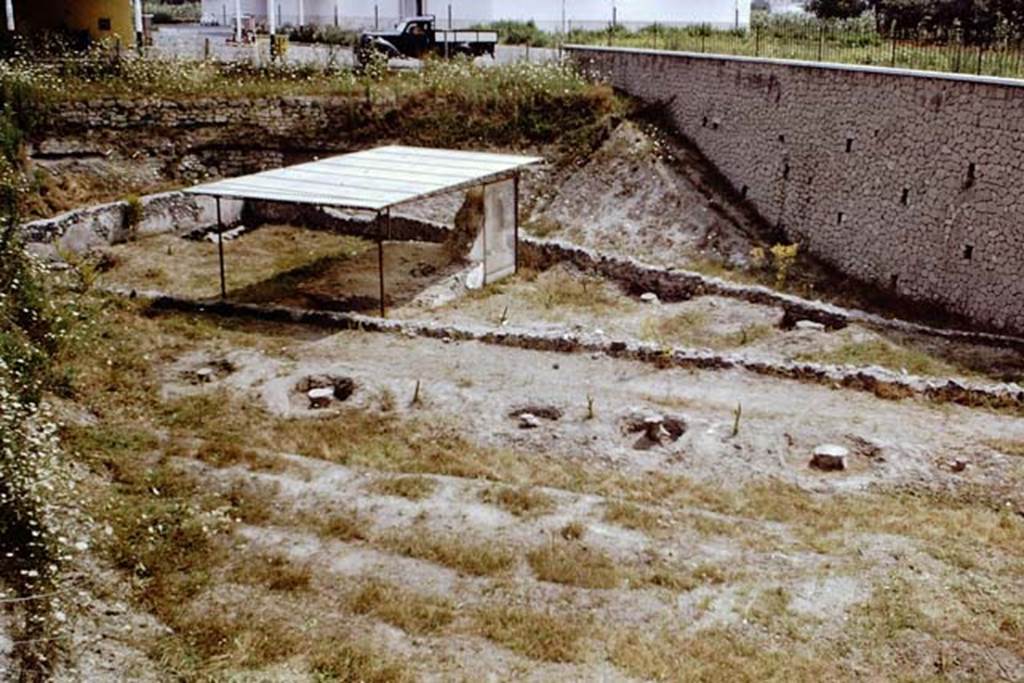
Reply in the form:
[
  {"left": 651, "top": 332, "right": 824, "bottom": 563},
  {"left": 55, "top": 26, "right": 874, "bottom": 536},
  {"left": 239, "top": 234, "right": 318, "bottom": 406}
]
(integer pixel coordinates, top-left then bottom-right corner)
[
  {"left": 20, "top": 192, "right": 243, "bottom": 253},
  {"left": 122, "top": 288, "right": 1024, "bottom": 414},
  {"left": 244, "top": 201, "right": 451, "bottom": 244},
  {"left": 24, "top": 193, "right": 1024, "bottom": 351}
]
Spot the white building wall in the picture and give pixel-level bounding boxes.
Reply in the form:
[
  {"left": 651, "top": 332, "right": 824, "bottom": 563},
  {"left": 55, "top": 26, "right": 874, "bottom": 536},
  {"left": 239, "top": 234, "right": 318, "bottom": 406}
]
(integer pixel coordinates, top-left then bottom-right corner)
[
  {"left": 202, "top": 0, "right": 750, "bottom": 30},
  {"left": 502, "top": 0, "right": 751, "bottom": 30}
]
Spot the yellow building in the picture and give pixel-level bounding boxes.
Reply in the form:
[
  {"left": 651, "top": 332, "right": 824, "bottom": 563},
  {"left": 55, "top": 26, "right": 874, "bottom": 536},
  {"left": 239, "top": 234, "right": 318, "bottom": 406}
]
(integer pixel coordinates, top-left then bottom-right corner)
[{"left": 13, "top": 0, "right": 137, "bottom": 47}]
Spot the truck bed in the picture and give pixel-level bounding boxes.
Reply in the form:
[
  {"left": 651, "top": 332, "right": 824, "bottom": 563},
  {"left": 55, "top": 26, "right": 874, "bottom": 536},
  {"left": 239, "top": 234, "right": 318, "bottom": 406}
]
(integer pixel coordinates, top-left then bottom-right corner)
[{"left": 435, "top": 30, "right": 499, "bottom": 44}]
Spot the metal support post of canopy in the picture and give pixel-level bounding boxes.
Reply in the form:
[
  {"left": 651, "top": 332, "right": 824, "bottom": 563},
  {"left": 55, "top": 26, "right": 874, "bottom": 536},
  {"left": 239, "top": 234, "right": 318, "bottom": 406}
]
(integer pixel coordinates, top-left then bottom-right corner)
[{"left": 185, "top": 146, "right": 542, "bottom": 317}]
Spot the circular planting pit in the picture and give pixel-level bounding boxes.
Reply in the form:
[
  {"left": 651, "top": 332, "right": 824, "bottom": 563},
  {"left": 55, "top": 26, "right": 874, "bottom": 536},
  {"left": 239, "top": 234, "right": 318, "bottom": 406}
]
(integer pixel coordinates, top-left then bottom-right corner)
[
  {"left": 508, "top": 404, "right": 564, "bottom": 429},
  {"left": 621, "top": 410, "right": 687, "bottom": 450},
  {"left": 182, "top": 358, "right": 236, "bottom": 385},
  {"left": 295, "top": 374, "right": 357, "bottom": 410}
]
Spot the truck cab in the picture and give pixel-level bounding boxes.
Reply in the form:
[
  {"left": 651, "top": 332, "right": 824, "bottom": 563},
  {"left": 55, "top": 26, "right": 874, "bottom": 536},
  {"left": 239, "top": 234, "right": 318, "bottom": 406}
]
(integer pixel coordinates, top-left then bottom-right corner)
[
  {"left": 357, "top": 15, "right": 498, "bottom": 65},
  {"left": 393, "top": 17, "right": 435, "bottom": 58}
]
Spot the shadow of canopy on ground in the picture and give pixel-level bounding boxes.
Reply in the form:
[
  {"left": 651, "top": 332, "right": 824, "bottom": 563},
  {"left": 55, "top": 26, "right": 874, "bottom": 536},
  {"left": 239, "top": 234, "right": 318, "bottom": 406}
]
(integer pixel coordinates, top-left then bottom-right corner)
[{"left": 184, "top": 145, "right": 541, "bottom": 315}]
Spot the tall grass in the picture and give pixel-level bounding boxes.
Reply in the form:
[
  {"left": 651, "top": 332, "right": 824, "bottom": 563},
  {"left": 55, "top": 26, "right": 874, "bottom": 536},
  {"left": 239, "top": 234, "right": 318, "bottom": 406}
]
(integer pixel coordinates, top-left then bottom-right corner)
[
  {"left": 0, "top": 182, "right": 83, "bottom": 675},
  {"left": 570, "top": 11, "right": 1024, "bottom": 78},
  {"left": 1, "top": 53, "right": 620, "bottom": 152}
]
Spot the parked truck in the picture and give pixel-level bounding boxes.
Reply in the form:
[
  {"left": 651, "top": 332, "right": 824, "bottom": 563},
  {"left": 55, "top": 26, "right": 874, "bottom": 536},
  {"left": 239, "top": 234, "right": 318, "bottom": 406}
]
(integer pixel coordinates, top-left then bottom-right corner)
[{"left": 356, "top": 16, "right": 498, "bottom": 65}]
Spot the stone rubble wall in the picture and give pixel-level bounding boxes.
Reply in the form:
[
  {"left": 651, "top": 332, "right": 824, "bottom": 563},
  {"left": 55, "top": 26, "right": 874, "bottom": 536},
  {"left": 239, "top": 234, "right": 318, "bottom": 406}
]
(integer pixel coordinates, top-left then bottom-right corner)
[
  {"left": 24, "top": 192, "right": 1024, "bottom": 351},
  {"left": 36, "top": 96, "right": 365, "bottom": 180},
  {"left": 19, "top": 192, "right": 243, "bottom": 254},
  {"left": 244, "top": 201, "right": 452, "bottom": 244},
  {"left": 116, "top": 287, "right": 1024, "bottom": 414},
  {"left": 567, "top": 46, "right": 1024, "bottom": 337},
  {"left": 47, "top": 96, "right": 357, "bottom": 135},
  {"left": 267, "top": 203, "right": 1024, "bottom": 349}
]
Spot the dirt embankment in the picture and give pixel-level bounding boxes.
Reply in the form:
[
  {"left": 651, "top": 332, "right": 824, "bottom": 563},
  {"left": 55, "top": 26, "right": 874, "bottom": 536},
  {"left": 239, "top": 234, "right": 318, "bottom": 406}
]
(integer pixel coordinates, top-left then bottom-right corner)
[{"left": 527, "top": 120, "right": 764, "bottom": 268}]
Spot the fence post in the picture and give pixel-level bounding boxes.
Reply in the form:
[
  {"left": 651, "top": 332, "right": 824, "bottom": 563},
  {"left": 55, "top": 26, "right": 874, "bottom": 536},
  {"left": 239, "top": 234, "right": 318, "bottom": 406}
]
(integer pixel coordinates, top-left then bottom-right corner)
[
  {"left": 817, "top": 23, "right": 824, "bottom": 61},
  {"left": 976, "top": 45, "right": 984, "bottom": 75},
  {"left": 374, "top": 4, "right": 378, "bottom": 30},
  {"left": 755, "top": 25, "right": 760, "bottom": 57},
  {"left": 890, "top": 21, "right": 897, "bottom": 67},
  {"left": 701, "top": 32, "right": 706, "bottom": 53},
  {"left": 954, "top": 28, "right": 963, "bottom": 72}
]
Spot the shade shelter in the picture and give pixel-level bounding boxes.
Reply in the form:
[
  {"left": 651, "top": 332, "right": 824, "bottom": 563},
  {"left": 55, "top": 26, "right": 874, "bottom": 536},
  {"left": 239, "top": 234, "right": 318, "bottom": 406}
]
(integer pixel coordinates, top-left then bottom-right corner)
[{"left": 184, "top": 145, "right": 541, "bottom": 316}]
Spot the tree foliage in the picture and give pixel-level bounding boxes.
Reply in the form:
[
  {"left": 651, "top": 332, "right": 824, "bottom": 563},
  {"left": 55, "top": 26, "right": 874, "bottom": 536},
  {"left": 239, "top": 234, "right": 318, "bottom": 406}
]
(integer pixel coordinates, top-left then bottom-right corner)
[
  {"left": 809, "top": 0, "right": 1024, "bottom": 39},
  {"left": 806, "top": 0, "right": 869, "bottom": 20}
]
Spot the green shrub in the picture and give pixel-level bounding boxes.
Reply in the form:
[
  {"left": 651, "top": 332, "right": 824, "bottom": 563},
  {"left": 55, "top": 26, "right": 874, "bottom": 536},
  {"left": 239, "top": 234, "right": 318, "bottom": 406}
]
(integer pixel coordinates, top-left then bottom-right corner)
[
  {"left": 288, "top": 24, "right": 359, "bottom": 46},
  {"left": 144, "top": 1, "right": 201, "bottom": 24},
  {"left": 124, "top": 194, "right": 144, "bottom": 233},
  {"left": 470, "top": 20, "right": 552, "bottom": 46}
]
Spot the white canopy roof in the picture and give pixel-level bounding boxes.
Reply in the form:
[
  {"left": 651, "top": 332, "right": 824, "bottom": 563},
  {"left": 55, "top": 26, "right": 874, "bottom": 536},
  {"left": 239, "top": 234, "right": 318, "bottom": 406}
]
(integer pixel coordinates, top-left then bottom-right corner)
[{"left": 184, "top": 145, "right": 542, "bottom": 211}]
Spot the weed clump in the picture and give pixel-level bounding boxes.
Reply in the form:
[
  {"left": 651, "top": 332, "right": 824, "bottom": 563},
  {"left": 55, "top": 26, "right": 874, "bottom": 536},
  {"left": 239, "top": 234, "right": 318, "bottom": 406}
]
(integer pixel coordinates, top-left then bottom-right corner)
[{"left": 527, "top": 542, "right": 620, "bottom": 589}]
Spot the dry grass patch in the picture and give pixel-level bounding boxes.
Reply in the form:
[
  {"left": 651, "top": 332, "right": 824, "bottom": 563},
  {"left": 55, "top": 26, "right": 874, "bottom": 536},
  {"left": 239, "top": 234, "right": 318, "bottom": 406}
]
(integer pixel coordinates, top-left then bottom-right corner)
[
  {"left": 796, "top": 338, "right": 958, "bottom": 377},
  {"left": 369, "top": 475, "right": 438, "bottom": 501},
  {"left": 222, "top": 478, "right": 280, "bottom": 525},
  {"left": 609, "top": 626, "right": 835, "bottom": 682},
  {"left": 302, "top": 507, "right": 372, "bottom": 542},
  {"left": 560, "top": 521, "right": 586, "bottom": 540},
  {"left": 165, "top": 599, "right": 306, "bottom": 673},
  {"left": 643, "top": 312, "right": 774, "bottom": 351},
  {"left": 638, "top": 561, "right": 729, "bottom": 593},
  {"left": 231, "top": 552, "right": 313, "bottom": 593},
  {"left": 743, "top": 586, "right": 805, "bottom": 639},
  {"left": 309, "top": 638, "right": 411, "bottom": 683},
  {"left": 349, "top": 579, "right": 455, "bottom": 635},
  {"left": 524, "top": 266, "right": 627, "bottom": 316},
  {"left": 473, "top": 604, "right": 589, "bottom": 663},
  {"left": 480, "top": 485, "right": 556, "bottom": 517},
  {"left": 987, "top": 439, "right": 1024, "bottom": 457},
  {"left": 603, "top": 500, "right": 663, "bottom": 534},
  {"left": 194, "top": 438, "right": 295, "bottom": 474},
  {"left": 100, "top": 227, "right": 370, "bottom": 299},
  {"left": 527, "top": 542, "right": 621, "bottom": 589},
  {"left": 381, "top": 531, "right": 517, "bottom": 577}
]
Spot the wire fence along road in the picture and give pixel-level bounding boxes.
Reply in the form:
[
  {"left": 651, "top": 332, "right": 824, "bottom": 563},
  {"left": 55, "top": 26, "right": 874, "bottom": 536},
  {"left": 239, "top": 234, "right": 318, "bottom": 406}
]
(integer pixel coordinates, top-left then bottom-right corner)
[
  {"left": 151, "top": 21, "right": 1024, "bottom": 79},
  {"left": 571, "top": 23, "right": 1024, "bottom": 79}
]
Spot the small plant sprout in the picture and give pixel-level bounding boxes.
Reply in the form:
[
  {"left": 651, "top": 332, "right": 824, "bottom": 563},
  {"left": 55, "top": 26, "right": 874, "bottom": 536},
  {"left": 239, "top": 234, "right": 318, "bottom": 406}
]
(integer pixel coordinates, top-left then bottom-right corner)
[
  {"left": 123, "top": 194, "right": 144, "bottom": 234},
  {"left": 586, "top": 394, "right": 595, "bottom": 420},
  {"left": 411, "top": 380, "right": 422, "bottom": 407},
  {"left": 731, "top": 402, "right": 743, "bottom": 438}
]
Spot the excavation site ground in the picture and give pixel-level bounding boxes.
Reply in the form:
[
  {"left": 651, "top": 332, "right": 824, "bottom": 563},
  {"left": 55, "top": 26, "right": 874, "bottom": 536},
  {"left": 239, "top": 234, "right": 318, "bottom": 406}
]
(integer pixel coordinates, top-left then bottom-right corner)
[{"left": 3, "top": 56, "right": 1024, "bottom": 683}]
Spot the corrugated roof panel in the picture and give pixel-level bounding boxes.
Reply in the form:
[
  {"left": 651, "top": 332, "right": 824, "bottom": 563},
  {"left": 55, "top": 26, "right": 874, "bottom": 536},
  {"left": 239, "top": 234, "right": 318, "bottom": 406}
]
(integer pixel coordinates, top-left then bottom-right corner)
[{"left": 184, "top": 145, "right": 542, "bottom": 211}]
